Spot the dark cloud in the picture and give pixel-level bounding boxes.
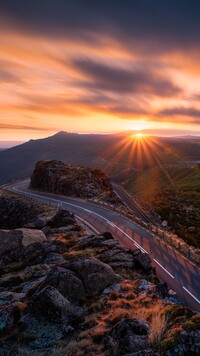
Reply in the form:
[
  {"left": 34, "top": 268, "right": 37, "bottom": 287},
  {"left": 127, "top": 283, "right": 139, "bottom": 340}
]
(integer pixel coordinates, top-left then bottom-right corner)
[
  {"left": 73, "top": 60, "right": 182, "bottom": 97},
  {"left": 0, "top": 69, "right": 21, "bottom": 84},
  {"left": 1, "top": 1, "right": 200, "bottom": 54},
  {"left": 157, "top": 107, "right": 200, "bottom": 123}
]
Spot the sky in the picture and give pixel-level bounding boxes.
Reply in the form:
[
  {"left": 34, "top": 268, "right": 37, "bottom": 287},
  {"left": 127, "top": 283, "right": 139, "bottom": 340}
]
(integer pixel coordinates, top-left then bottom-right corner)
[{"left": 1, "top": 0, "right": 200, "bottom": 142}]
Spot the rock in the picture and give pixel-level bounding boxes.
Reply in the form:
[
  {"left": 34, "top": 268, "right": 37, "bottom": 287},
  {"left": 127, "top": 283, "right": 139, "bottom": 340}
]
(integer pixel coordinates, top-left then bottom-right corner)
[
  {"left": 20, "top": 278, "right": 44, "bottom": 294},
  {"left": 0, "top": 229, "right": 22, "bottom": 259},
  {"left": 24, "top": 263, "right": 50, "bottom": 279},
  {"left": 134, "top": 250, "right": 151, "bottom": 271},
  {"left": 103, "top": 283, "right": 121, "bottom": 294},
  {"left": 64, "top": 258, "right": 121, "bottom": 296},
  {"left": 168, "top": 330, "right": 200, "bottom": 355},
  {"left": 44, "top": 253, "right": 66, "bottom": 265},
  {"left": 138, "top": 280, "right": 155, "bottom": 292},
  {"left": 23, "top": 216, "right": 47, "bottom": 229},
  {"left": 37, "top": 266, "right": 86, "bottom": 304},
  {"left": 0, "top": 194, "right": 41, "bottom": 229},
  {"left": 156, "top": 282, "right": 169, "bottom": 298},
  {"left": 99, "top": 248, "right": 135, "bottom": 268},
  {"left": 30, "top": 160, "right": 115, "bottom": 200},
  {"left": 0, "top": 305, "right": 14, "bottom": 336},
  {"left": 101, "top": 240, "right": 119, "bottom": 248},
  {"left": 108, "top": 318, "right": 149, "bottom": 354},
  {"left": 19, "top": 240, "right": 66, "bottom": 265},
  {"left": 77, "top": 234, "right": 107, "bottom": 248},
  {"left": 101, "top": 231, "right": 114, "bottom": 239},
  {"left": 47, "top": 209, "right": 75, "bottom": 228},
  {"left": 16, "top": 228, "right": 47, "bottom": 246},
  {"left": 32, "top": 285, "right": 85, "bottom": 323},
  {"left": 0, "top": 228, "right": 47, "bottom": 260},
  {"left": 20, "top": 313, "right": 74, "bottom": 350},
  {"left": 0, "top": 291, "right": 25, "bottom": 305}
]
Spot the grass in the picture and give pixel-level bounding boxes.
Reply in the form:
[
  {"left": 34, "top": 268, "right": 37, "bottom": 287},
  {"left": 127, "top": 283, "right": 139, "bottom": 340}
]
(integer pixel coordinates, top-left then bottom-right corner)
[{"left": 124, "top": 164, "right": 200, "bottom": 247}]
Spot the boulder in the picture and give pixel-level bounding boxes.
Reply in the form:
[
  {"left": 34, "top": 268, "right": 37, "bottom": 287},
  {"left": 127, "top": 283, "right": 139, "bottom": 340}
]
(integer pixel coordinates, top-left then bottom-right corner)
[
  {"left": 14, "top": 228, "right": 46, "bottom": 247},
  {"left": 20, "top": 313, "right": 74, "bottom": 350},
  {"left": 64, "top": 258, "right": 121, "bottom": 296},
  {"left": 37, "top": 266, "right": 86, "bottom": 304},
  {"left": 0, "top": 228, "right": 46, "bottom": 260},
  {"left": 47, "top": 209, "right": 75, "bottom": 228},
  {"left": 98, "top": 248, "right": 135, "bottom": 268},
  {"left": 156, "top": 282, "right": 169, "bottom": 298},
  {"left": 32, "top": 285, "right": 84, "bottom": 323},
  {"left": 0, "top": 291, "right": 25, "bottom": 305},
  {"left": 19, "top": 240, "right": 66, "bottom": 264},
  {"left": 77, "top": 234, "right": 107, "bottom": 248},
  {"left": 108, "top": 318, "right": 149, "bottom": 354},
  {"left": 133, "top": 250, "right": 151, "bottom": 271},
  {"left": 23, "top": 216, "right": 47, "bottom": 229},
  {"left": 44, "top": 253, "right": 66, "bottom": 265},
  {"left": 0, "top": 229, "right": 22, "bottom": 259}
]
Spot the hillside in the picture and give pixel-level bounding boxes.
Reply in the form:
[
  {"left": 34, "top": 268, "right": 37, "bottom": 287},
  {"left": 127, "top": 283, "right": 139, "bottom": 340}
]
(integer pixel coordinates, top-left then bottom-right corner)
[
  {"left": 123, "top": 164, "right": 200, "bottom": 247},
  {"left": 0, "top": 131, "right": 200, "bottom": 184},
  {"left": 0, "top": 191, "right": 200, "bottom": 355}
]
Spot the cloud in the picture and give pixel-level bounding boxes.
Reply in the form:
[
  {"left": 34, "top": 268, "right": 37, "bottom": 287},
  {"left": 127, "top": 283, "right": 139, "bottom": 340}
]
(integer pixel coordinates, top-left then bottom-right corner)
[
  {"left": 0, "top": 123, "right": 57, "bottom": 131},
  {"left": 73, "top": 59, "right": 182, "bottom": 97},
  {"left": 157, "top": 107, "right": 200, "bottom": 123},
  {"left": 0, "top": 68, "right": 21, "bottom": 83},
  {"left": 1, "top": 1, "right": 200, "bottom": 55}
]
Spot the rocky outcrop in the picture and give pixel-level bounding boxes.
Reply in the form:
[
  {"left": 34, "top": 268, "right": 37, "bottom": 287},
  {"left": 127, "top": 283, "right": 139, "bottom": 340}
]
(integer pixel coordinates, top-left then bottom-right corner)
[{"left": 30, "top": 160, "right": 116, "bottom": 199}]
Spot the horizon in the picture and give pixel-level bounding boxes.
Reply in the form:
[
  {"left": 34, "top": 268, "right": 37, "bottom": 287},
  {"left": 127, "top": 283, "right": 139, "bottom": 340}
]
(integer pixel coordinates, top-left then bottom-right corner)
[
  {"left": 1, "top": 130, "right": 200, "bottom": 149},
  {"left": 1, "top": 1, "right": 200, "bottom": 141}
]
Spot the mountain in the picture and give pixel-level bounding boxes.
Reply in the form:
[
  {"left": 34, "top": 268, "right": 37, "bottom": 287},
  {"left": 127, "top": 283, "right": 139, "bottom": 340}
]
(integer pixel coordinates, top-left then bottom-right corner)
[{"left": 0, "top": 131, "right": 200, "bottom": 185}]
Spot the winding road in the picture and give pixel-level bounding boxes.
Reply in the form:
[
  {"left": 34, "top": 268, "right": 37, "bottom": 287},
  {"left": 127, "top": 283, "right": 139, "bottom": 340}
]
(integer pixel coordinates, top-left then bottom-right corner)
[{"left": 3, "top": 179, "right": 200, "bottom": 312}]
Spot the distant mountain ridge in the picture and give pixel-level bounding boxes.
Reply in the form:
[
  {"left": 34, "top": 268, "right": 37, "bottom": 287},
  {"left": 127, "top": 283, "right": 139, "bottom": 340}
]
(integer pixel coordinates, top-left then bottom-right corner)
[{"left": 0, "top": 131, "right": 200, "bottom": 185}]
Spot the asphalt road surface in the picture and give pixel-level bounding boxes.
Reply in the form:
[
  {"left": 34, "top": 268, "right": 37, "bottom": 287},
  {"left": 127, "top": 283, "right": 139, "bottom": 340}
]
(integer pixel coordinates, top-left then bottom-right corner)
[
  {"left": 112, "top": 182, "right": 151, "bottom": 223},
  {"left": 4, "top": 179, "right": 200, "bottom": 312}
]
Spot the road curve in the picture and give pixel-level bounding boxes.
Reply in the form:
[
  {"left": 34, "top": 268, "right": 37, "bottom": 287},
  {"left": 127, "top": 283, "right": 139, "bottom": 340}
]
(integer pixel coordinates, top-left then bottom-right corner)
[
  {"left": 4, "top": 180, "right": 200, "bottom": 312},
  {"left": 112, "top": 182, "right": 151, "bottom": 223}
]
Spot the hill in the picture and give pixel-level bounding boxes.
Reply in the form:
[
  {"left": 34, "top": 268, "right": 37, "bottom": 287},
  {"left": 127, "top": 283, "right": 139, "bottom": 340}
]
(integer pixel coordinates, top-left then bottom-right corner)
[
  {"left": 123, "top": 164, "right": 200, "bottom": 247},
  {"left": 0, "top": 131, "right": 200, "bottom": 184}
]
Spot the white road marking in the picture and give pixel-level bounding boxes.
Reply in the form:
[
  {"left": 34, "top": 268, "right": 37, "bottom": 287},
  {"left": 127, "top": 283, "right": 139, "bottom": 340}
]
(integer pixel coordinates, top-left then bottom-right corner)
[
  {"left": 75, "top": 215, "right": 99, "bottom": 234},
  {"left": 153, "top": 259, "right": 175, "bottom": 279},
  {"left": 182, "top": 286, "right": 200, "bottom": 304},
  {"left": 12, "top": 186, "right": 148, "bottom": 254}
]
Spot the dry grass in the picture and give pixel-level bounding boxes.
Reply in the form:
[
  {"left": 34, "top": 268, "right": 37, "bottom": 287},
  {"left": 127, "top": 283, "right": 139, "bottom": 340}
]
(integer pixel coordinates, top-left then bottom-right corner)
[{"left": 63, "top": 248, "right": 95, "bottom": 260}]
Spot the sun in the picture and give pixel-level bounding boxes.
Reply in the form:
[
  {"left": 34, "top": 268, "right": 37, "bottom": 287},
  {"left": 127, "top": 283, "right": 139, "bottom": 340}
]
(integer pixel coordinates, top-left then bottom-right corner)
[{"left": 135, "top": 133, "right": 143, "bottom": 138}]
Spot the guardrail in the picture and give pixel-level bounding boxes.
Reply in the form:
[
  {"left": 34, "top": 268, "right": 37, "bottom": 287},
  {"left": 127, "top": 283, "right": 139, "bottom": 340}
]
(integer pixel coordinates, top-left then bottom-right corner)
[
  {"left": 1, "top": 184, "right": 200, "bottom": 267},
  {"left": 88, "top": 197, "right": 200, "bottom": 266}
]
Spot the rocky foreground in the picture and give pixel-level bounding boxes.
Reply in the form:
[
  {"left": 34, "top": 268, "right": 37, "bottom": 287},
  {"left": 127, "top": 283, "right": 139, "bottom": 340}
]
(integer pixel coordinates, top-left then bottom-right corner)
[{"left": 0, "top": 193, "right": 200, "bottom": 355}]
